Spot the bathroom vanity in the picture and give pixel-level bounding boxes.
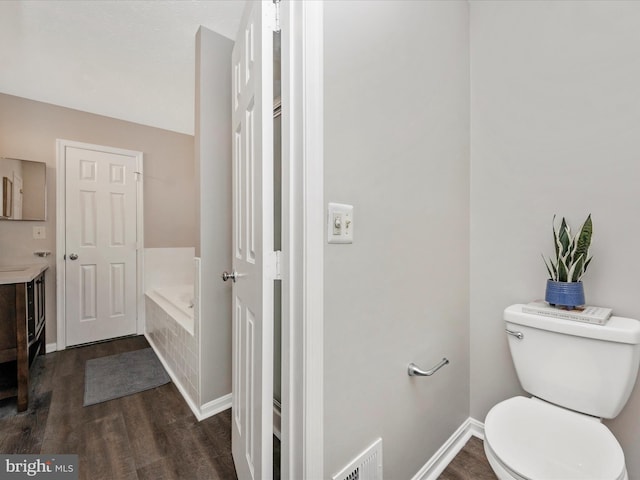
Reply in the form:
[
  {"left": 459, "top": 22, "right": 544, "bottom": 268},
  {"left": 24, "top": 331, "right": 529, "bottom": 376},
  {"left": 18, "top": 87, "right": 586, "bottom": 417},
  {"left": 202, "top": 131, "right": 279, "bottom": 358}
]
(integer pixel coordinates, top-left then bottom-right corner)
[{"left": 0, "top": 264, "right": 47, "bottom": 411}]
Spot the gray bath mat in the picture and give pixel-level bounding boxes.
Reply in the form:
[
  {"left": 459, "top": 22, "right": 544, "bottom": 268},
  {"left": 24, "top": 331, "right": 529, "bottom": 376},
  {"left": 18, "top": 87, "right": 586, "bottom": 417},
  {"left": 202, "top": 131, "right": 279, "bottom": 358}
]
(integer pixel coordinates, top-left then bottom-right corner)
[{"left": 83, "top": 348, "right": 170, "bottom": 406}]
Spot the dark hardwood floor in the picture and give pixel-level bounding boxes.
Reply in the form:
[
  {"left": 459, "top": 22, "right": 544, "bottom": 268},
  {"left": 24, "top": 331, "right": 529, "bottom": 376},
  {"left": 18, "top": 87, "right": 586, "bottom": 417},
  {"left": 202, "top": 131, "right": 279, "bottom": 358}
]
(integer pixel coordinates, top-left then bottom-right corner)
[
  {"left": 0, "top": 336, "right": 237, "bottom": 480},
  {"left": 438, "top": 436, "right": 497, "bottom": 480},
  {"left": 0, "top": 335, "right": 497, "bottom": 480}
]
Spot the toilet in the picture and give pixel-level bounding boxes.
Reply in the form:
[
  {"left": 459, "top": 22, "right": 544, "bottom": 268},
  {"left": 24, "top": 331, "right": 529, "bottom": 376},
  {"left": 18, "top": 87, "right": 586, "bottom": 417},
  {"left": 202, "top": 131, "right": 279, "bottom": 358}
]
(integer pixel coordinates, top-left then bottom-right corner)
[{"left": 484, "top": 304, "right": 640, "bottom": 480}]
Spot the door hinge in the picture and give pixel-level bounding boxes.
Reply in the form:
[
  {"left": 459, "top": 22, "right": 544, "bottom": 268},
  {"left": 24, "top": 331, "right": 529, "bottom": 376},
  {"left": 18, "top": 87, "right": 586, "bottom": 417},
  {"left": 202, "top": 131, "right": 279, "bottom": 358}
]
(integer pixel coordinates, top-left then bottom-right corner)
[
  {"left": 274, "top": 250, "right": 282, "bottom": 280},
  {"left": 273, "top": 0, "right": 281, "bottom": 33}
]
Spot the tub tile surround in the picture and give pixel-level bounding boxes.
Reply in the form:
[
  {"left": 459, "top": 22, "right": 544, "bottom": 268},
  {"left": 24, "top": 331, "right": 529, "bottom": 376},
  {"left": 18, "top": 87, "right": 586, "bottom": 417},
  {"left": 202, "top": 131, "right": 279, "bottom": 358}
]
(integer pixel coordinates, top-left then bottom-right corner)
[
  {"left": 146, "top": 298, "right": 200, "bottom": 405},
  {"left": 144, "top": 247, "right": 202, "bottom": 417}
]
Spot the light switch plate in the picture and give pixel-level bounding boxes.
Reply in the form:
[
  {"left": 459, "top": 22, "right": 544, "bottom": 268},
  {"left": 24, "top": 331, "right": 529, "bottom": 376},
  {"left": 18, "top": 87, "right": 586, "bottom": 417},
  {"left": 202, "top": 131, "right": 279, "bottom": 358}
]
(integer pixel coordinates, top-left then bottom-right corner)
[{"left": 327, "top": 203, "right": 353, "bottom": 244}]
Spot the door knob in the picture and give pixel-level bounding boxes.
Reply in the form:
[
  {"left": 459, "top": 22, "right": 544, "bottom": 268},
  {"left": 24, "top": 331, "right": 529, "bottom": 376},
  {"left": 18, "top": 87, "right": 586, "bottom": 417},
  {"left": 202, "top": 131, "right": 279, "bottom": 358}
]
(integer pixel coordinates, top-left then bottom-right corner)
[
  {"left": 68, "top": 253, "right": 79, "bottom": 261},
  {"left": 221, "top": 271, "right": 237, "bottom": 282}
]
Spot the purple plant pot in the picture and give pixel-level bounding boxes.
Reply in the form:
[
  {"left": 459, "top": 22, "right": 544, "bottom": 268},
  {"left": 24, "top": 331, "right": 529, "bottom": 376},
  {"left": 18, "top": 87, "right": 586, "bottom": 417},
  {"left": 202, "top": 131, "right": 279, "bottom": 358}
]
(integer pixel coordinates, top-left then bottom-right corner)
[{"left": 545, "top": 280, "right": 585, "bottom": 310}]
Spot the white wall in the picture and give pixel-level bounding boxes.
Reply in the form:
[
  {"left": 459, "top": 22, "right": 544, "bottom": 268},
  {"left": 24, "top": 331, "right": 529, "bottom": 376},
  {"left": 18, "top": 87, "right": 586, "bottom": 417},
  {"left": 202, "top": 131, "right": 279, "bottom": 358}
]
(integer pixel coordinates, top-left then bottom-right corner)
[
  {"left": 144, "top": 247, "right": 195, "bottom": 293},
  {"left": 0, "top": 1, "right": 244, "bottom": 135},
  {"left": 194, "top": 27, "right": 234, "bottom": 405},
  {"left": 470, "top": 1, "right": 640, "bottom": 477},
  {"left": 323, "top": 2, "right": 470, "bottom": 478}
]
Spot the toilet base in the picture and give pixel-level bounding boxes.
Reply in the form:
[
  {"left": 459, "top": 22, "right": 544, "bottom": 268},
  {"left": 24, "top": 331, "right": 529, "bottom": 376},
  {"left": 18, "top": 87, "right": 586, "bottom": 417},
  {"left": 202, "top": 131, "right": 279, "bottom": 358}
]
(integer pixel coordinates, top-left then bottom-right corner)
[{"left": 484, "top": 438, "right": 526, "bottom": 480}]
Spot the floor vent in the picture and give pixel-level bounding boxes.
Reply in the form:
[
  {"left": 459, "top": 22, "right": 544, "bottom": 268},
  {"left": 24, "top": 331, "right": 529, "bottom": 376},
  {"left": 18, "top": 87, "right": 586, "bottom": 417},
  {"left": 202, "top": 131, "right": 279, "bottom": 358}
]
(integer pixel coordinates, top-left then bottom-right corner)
[{"left": 332, "top": 438, "right": 383, "bottom": 480}]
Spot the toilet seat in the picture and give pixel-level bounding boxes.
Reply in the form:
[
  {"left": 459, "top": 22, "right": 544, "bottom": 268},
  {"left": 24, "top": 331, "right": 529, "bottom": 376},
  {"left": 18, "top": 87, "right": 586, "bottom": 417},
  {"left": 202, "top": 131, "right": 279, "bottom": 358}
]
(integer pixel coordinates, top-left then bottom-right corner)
[{"left": 484, "top": 396, "right": 626, "bottom": 480}]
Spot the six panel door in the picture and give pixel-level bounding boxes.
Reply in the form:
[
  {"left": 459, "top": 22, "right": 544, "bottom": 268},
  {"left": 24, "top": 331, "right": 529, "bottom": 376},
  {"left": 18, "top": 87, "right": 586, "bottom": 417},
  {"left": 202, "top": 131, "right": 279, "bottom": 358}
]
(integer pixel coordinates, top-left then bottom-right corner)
[
  {"left": 231, "top": 1, "right": 275, "bottom": 478},
  {"left": 64, "top": 146, "right": 138, "bottom": 347}
]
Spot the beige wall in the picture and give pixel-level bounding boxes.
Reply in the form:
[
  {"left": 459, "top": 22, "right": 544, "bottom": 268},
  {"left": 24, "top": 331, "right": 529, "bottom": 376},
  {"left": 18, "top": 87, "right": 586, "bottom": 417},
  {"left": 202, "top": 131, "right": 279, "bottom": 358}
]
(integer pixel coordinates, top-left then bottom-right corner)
[
  {"left": 323, "top": 2, "right": 470, "bottom": 478},
  {"left": 0, "top": 93, "right": 195, "bottom": 343},
  {"left": 470, "top": 1, "right": 640, "bottom": 478}
]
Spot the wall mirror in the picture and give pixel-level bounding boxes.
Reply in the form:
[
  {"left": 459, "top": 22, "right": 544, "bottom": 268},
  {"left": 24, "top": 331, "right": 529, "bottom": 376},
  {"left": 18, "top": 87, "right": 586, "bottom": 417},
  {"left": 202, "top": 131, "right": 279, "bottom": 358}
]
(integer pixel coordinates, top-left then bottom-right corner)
[{"left": 0, "top": 157, "right": 47, "bottom": 221}]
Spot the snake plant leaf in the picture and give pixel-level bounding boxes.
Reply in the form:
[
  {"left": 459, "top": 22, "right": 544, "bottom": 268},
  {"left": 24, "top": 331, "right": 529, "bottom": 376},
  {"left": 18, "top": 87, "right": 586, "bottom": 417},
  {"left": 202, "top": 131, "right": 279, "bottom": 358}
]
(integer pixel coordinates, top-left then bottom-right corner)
[
  {"left": 567, "top": 259, "right": 578, "bottom": 283},
  {"left": 542, "top": 254, "right": 556, "bottom": 280},
  {"left": 544, "top": 215, "right": 594, "bottom": 282},
  {"left": 553, "top": 214, "right": 559, "bottom": 260},
  {"left": 558, "top": 218, "right": 571, "bottom": 260},
  {"left": 574, "top": 214, "right": 593, "bottom": 263},
  {"left": 548, "top": 256, "right": 558, "bottom": 280},
  {"left": 568, "top": 234, "right": 579, "bottom": 266},
  {"left": 570, "top": 254, "right": 584, "bottom": 282},
  {"left": 558, "top": 254, "right": 569, "bottom": 282},
  {"left": 554, "top": 227, "right": 565, "bottom": 262}
]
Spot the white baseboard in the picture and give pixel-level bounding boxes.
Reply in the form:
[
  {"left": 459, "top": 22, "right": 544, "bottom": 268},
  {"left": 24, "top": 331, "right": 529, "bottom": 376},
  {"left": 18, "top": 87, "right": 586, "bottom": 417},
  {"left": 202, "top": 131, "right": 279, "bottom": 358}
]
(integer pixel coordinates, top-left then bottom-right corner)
[
  {"left": 411, "top": 417, "right": 485, "bottom": 480},
  {"left": 199, "top": 393, "right": 232, "bottom": 420},
  {"left": 46, "top": 342, "right": 57, "bottom": 353},
  {"left": 145, "top": 333, "right": 201, "bottom": 419},
  {"left": 145, "top": 333, "right": 230, "bottom": 422},
  {"left": 467, "top": 417, "right": 485, "bottom": 440}
]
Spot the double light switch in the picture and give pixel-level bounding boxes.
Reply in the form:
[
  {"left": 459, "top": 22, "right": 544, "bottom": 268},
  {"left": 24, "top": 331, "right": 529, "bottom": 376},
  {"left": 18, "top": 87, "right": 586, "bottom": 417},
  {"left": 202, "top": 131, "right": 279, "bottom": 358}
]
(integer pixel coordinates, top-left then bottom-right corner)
[{"left": 327, "top": 203, "right": 353, "bottom": 244}]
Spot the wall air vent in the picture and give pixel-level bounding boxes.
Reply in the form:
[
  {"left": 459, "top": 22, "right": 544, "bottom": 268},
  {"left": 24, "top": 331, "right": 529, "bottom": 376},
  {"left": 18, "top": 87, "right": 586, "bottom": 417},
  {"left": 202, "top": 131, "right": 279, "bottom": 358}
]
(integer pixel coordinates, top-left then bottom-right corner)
[{"left": 332, "top": 437, "right": 383, "bottom": 480}]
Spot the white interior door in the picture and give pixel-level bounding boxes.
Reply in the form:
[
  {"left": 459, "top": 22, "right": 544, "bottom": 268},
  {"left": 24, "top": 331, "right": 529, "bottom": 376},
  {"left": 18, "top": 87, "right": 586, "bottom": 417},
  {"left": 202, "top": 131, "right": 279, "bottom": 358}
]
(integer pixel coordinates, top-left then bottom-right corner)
[
  {"left": 231, "top": 1, "right": 274, "bottom": 478},
  {"left": 64, "top": 146, "right": 139, "bottom": 347}
]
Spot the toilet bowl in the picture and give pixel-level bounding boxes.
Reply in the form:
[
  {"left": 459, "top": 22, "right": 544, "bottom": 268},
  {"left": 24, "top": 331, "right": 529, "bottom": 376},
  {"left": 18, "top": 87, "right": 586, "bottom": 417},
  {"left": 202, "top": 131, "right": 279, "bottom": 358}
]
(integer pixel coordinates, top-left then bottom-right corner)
[{"left": 484, "top": 397, "right": 627, "bottom": 480}]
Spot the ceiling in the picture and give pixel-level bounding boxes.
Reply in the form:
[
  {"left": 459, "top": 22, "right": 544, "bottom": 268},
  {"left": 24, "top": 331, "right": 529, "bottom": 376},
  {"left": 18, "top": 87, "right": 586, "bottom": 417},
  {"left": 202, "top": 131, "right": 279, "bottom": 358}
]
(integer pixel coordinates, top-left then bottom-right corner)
[{"left": 0, "top": 1, "right": 246, "bottom": 135}]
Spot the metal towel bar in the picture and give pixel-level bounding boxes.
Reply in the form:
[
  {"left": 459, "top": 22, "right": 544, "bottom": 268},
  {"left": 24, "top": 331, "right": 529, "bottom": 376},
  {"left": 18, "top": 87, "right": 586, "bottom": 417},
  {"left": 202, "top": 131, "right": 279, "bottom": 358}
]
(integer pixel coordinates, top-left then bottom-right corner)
[{"left": 408, "top": 357, "right": 449, "bottom": 377}]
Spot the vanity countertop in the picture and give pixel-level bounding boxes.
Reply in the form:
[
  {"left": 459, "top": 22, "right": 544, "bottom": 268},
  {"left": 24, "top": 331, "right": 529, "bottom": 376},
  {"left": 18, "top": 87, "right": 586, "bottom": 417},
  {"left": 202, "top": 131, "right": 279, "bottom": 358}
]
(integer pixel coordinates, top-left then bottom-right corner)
[{"left": 0, "top": 264, "right": 49, "bottom": 285}]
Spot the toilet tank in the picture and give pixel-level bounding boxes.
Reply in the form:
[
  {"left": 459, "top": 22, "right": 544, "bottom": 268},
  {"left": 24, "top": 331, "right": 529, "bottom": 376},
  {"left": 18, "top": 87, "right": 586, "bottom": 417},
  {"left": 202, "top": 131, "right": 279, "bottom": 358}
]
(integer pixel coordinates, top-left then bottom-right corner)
[{"left": 504, "top": 304, "right": 640, "bottom": 419}]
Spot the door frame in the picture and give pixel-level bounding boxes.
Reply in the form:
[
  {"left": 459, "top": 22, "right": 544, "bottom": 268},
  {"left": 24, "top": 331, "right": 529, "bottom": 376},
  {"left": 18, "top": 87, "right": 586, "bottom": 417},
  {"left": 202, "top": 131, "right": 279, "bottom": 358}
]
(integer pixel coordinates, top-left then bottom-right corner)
[
  {"left": 55, "top": 139, "right": 144, "bottom": 351},
  {"left": 280, "top": 1, "right": 324, "bottom": 478}
]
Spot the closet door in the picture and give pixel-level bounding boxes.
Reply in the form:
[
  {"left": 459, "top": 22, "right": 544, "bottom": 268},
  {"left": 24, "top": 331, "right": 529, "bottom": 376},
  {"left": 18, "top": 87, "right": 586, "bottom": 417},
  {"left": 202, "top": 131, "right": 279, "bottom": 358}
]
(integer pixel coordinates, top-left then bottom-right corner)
[{"left": 230, "top": 1, "right": 275, "bottom": 479}]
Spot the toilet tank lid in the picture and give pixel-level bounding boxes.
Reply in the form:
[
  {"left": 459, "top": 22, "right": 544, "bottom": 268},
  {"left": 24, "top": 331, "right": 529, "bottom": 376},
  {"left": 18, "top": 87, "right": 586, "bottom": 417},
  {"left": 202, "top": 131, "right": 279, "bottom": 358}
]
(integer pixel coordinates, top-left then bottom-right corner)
[{"left": 505, "top": 304, "right": 640, "bottom": 344}]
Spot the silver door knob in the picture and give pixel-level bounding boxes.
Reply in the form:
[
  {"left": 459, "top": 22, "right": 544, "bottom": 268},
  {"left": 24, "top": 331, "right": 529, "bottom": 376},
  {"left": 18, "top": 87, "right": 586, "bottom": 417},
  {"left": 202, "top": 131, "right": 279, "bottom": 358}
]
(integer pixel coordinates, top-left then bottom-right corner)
[
  {"left": 69, "top": 253, "right": 79, "bottom": 261},
  {"left": 221, "top": 271, "right": 237, "bottom": 282}
]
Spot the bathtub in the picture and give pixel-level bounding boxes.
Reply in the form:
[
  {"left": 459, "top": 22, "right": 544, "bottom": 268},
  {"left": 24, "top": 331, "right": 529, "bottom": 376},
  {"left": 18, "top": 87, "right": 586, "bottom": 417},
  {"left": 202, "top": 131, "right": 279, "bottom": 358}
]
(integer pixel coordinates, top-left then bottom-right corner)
[{"left": 145, "top": 284, "right": 194, "bottom": 335}]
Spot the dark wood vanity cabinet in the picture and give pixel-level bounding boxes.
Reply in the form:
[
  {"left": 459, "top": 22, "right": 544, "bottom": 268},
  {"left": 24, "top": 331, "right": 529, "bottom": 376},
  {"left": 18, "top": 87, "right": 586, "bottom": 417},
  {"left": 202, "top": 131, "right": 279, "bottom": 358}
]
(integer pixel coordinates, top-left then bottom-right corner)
[{"left": 0, "top": 271, "right": 46, "bottom": 411}]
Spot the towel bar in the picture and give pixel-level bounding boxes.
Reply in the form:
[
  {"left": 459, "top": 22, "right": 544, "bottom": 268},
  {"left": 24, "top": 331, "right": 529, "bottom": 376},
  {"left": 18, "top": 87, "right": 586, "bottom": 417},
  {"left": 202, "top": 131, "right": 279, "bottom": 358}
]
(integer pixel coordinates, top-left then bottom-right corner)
[{"left": 408, "top": 357, "right": 449, "bottom": 377}]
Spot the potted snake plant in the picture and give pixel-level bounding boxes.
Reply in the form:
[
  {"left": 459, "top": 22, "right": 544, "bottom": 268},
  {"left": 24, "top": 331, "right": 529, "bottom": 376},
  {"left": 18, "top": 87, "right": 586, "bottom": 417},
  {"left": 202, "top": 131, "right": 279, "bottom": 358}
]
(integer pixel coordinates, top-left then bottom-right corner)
[{"left": 542, "top": 214, "right": 593, "bottom": 309}]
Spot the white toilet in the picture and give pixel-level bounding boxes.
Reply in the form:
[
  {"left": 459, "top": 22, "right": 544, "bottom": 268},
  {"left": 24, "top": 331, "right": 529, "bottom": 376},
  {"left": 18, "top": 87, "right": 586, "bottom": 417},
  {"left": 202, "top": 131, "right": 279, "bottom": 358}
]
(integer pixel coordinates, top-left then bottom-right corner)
[{"left": 484, "top": 304, "right": 640, "bottom": 480}]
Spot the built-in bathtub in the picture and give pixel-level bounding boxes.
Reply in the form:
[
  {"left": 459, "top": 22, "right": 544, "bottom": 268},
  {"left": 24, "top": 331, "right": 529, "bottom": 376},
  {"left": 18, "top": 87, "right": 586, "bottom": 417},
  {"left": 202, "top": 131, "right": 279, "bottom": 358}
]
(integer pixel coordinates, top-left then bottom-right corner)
[
  {"left": 145, "top": 284, "right": 194, "bottom": 335},
  {"left": 144, "top": 249, "right": 201, "bottom": 414},
  {"left": 144, "top": 248, "right": 231, "bottom": 421}
]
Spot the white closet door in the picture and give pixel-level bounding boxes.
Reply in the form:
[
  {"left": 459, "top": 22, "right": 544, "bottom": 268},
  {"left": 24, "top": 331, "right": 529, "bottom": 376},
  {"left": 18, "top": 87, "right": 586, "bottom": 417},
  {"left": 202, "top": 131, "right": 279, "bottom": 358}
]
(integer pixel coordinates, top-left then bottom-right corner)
[{"left": 231, "top": 1, "right": 275, "bottom": 479}]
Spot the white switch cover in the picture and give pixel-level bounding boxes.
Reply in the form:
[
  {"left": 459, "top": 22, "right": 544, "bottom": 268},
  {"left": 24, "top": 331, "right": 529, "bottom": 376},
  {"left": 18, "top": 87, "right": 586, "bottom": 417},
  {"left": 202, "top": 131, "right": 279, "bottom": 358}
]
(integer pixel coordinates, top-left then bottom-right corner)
[
  {"left": 33, "top": 226, "right": 46, "bottom": 239},
  {"left": 328, "top": 203, "right": 353, "bottom": 244}
]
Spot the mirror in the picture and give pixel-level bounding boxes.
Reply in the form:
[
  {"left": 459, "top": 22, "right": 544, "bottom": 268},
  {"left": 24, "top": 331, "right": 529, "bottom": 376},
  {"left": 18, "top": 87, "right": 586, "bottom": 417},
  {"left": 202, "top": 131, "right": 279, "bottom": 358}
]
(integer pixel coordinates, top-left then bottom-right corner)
[{"left": 0, "top": 157, "right": 47, "bottom": 221}]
